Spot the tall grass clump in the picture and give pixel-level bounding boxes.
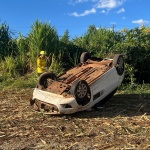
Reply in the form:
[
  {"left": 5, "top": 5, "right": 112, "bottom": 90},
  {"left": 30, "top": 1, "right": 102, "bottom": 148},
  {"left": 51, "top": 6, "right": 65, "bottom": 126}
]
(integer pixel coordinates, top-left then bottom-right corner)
[
  {"left": 49, "top": 54, "right": 65, "bottom": 75},
  {"left": 0, "top": 56, "right": 18, "bottom": 81},
  {"left": 66, "top": 50, "right": 80, "bottom": 67}
]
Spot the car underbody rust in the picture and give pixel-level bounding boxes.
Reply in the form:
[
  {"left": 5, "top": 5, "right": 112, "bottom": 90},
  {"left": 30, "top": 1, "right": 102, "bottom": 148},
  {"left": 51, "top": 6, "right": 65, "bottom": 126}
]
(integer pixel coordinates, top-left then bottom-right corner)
[{"left": 46, "top": 59, "right": 113, "bottom": 95}]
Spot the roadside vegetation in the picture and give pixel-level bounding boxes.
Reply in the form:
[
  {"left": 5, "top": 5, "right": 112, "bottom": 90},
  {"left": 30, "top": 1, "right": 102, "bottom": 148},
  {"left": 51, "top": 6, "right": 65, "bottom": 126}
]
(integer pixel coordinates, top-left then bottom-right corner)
[{"left": 0, "top": 20, "right": 150, "bottom": 89}]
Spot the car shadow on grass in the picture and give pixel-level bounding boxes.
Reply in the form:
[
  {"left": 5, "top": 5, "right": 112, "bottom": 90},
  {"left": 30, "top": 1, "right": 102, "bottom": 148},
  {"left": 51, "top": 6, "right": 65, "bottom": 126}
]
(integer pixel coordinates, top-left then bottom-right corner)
[{"left": 68, "top": 93, "right": 150, "bottom": 118}]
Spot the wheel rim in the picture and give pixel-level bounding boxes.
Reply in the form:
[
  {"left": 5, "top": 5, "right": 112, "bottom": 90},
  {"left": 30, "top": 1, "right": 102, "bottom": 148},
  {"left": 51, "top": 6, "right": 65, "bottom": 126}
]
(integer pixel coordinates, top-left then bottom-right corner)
[{"left": 76, "top": 83, "right": 87, "bottom": 98}]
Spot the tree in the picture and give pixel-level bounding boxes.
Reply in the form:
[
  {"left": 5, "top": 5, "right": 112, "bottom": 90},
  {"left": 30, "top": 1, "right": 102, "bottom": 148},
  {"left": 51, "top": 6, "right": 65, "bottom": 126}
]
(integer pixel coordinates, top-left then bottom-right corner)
[{"left": 0, "top": 22, "right": 13, "bottom": 59}]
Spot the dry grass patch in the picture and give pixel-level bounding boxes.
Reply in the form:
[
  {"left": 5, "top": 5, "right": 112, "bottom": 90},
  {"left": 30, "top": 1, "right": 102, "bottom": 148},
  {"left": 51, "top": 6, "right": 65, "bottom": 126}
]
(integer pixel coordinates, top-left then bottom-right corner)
[{"left": 0, "top": 89, "right": 150, "bottom": 150}]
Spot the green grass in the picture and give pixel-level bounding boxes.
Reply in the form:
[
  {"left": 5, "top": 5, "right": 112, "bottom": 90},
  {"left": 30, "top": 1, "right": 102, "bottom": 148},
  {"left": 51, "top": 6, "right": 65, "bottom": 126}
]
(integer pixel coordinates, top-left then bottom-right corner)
[
  {"left": 0, "top": 71, "right": 37, "bottom": 90},
  {"left": 118, "top": 83, "right": 150, "bottom": 94}
]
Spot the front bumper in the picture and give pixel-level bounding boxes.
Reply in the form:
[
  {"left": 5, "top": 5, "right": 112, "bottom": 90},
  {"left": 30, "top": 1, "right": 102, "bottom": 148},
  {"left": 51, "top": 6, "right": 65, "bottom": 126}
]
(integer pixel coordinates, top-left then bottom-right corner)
[{"left": 31, "top": 88, "right": 82, "bottom": 114}]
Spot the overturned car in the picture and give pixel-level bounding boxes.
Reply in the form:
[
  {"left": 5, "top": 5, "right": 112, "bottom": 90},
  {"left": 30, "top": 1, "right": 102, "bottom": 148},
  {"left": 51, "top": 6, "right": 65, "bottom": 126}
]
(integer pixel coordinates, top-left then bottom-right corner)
[{"left": 30, "top": 52, "right": 125, "bottom": 114}]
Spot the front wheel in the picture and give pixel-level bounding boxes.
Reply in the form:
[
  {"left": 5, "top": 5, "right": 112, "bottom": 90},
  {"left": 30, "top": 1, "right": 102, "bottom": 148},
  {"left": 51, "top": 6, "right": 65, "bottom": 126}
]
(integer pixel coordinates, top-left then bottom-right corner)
[
  {"left": 70, "top": 80, "right": 91, "bottom": 105},
  {"left": 38, "top": 72, "right": 57, "bottom": 88}
]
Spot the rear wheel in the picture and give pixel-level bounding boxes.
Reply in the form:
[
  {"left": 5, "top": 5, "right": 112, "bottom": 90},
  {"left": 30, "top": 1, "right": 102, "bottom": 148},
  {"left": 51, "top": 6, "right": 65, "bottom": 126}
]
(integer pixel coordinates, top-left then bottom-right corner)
[
  {"left": 70, "top": 80, "right": 91, "bottom": 105},
  {"left": 38, "top": 72, "right": 57, "bottom": 88},
  {"left": 80, "top": 52, "right": 91, "bottom": 63},
  {"left": 113, "top": 54, "right": 124, "bottom": 75}
]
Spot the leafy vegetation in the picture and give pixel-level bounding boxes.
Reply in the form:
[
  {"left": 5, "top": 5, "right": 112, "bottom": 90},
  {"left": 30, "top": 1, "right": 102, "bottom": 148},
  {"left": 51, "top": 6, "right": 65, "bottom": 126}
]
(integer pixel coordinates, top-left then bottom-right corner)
[{"left": 0, "top": 20, "right": 150, "bottom": 87}]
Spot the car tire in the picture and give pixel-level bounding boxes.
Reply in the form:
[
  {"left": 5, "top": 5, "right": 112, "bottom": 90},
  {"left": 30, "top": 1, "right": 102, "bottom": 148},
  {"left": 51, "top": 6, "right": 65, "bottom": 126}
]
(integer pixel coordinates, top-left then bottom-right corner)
[
  {"left": 70, "top": 80, "right": 91, "bottom": 105},
  {"left": 80, "top": 52, "right": 91, "bottom": 63},
  {"left": 113, "top": 54, "right": 124, "bottom": 75},
  {"left": 38, "top": 72, "right": 57, "bottom": 88}
]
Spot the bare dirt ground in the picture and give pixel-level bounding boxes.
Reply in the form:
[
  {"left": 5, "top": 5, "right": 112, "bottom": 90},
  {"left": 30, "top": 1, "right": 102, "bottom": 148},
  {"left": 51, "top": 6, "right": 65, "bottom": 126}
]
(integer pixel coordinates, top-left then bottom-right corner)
[{"left": 0, "top": 88, "right": 150, "bottom": 150}]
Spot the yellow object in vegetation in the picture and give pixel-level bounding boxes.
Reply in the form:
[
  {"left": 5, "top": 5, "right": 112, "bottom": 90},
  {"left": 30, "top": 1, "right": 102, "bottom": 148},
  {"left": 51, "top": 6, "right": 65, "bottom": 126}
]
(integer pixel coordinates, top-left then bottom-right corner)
[
  {"left": 40, "top": 51, "right": 46, "bottom": 55},
  {"left": 37, "top": 56, "right": 47, "bottom": 74}
]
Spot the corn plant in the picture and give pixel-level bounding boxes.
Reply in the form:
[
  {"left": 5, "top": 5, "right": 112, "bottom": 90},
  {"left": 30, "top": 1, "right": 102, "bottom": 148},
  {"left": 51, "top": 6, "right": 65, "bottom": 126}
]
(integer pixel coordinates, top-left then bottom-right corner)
[
  {"left": 16, "top": 33, "right": 29, "bottom": 75},
  {"left": 28, "top": 19, "right": 59, "bottom": 68}
]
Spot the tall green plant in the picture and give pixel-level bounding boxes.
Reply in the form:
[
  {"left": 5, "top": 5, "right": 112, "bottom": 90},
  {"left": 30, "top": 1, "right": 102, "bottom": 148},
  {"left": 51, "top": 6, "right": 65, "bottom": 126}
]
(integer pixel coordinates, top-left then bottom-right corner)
[
  {"left": 1, "top": 56, "right": 18, "bottom": 79},
  {"left": 16, "top": 34, "right": 29, "bottom": 75},
  {"left": 0, "top": 22, "right": 12, "bottom": 59},
  {"left": 73, "top": 26, "right": 116, "bottom": 58},
  {"left": 66, "top": 50, "right": 80, "bottom": 67},
  {"left": 28, "top": 19, "right": 59, "bottom": 67}
]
